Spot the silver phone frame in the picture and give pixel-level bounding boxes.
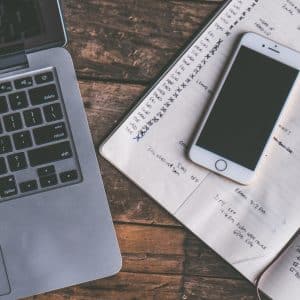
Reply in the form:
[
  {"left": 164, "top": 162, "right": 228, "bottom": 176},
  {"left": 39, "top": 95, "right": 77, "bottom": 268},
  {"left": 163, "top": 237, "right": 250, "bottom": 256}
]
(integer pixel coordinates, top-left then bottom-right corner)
[{"left": 189, "top": 32, "right": 300, "bottom": 185}]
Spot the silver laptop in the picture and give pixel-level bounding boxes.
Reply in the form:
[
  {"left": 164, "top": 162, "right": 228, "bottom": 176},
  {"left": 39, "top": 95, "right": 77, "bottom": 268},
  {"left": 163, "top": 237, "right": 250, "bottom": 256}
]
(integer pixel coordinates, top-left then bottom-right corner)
[{"left": 0, "top": 0, "right": 121, "bottom": 298}]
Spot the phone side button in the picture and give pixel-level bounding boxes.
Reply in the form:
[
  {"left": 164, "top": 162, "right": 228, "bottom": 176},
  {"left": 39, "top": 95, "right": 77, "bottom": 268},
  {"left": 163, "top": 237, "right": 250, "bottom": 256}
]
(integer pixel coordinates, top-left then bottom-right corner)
[{"left": 215, "top": 159, "right": 227, "bottom": 172}]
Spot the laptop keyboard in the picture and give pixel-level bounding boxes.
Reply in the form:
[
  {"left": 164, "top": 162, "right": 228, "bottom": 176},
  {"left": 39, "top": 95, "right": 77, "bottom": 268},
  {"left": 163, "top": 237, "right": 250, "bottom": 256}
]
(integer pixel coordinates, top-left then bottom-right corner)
[{"left": 0, "top": 68, "right": 81, "bottom": 201}]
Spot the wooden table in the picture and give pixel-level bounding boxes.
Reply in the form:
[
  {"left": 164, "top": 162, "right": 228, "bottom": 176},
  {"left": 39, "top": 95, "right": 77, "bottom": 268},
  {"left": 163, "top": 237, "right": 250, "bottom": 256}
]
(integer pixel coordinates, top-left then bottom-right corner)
[{"left": 27, "top": 1, "right": 262, "bottom": 299}]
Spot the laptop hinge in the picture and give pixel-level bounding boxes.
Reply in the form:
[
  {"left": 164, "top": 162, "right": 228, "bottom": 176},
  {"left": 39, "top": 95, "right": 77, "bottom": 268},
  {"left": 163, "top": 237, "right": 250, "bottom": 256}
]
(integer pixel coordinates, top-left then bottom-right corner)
[{"left": 0, "top": 52, "right": 29, "bottom": 75}]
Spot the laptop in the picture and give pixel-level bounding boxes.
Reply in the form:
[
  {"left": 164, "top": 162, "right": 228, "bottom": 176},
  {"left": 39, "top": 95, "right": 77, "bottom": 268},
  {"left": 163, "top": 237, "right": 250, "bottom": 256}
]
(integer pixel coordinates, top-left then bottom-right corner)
[{"left": 0, "top": 0, "right": 121, "bottom": 299}]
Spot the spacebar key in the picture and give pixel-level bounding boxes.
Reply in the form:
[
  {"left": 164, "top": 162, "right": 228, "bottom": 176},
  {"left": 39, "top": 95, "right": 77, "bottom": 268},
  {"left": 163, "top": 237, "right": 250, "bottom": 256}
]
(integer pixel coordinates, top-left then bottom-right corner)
[{"left": 28, "top": 141, "right": 73, "bottom": 167}]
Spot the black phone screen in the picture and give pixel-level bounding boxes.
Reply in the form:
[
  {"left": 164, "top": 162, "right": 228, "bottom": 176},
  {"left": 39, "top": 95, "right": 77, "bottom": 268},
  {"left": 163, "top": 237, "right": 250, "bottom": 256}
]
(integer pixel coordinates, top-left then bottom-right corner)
[{"left": 196, "top": 46, "right": 299, "bottom": 170}]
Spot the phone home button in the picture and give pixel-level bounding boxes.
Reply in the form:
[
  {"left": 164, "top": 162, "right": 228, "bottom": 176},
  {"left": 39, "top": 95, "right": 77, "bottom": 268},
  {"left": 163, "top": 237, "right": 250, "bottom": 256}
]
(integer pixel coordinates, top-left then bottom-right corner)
[{"left": 215, "top": 159, "right": 227, "bottom": 172}]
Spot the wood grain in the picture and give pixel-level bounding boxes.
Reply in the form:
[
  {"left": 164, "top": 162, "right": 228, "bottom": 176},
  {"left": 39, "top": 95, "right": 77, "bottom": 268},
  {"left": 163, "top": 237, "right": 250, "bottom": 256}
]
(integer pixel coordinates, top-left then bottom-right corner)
[
  {"left": 24, "top": 0, "right": 268, "bottom": 299},
  {"left": 29, "top": 274, "right": 257, "bottom": 300},
  {"left": 26, "top": 223, "right": 260, "bottom": 299},
  {"left": 63, "top": 0, "right": 220, "bottom": 83}
]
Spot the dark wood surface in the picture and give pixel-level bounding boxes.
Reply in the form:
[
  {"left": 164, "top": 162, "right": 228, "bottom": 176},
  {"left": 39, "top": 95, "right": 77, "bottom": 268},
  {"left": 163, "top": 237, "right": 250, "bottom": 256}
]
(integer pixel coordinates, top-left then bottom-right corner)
[{"left": 26, "top": 1, "right": 261, "bottom": 299}]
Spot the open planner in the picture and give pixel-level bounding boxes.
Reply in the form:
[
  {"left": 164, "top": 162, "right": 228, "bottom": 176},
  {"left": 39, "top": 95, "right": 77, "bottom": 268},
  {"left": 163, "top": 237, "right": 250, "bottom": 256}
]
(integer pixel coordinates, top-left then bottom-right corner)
[{"left": 100, "top": 0, "right": 300, "bottom": 299}]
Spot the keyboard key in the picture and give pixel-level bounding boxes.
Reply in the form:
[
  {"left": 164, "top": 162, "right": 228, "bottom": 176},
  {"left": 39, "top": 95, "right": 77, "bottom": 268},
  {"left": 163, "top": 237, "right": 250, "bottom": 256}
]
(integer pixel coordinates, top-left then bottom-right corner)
[
  {"left": 0, "top": 136, "right": 12, "bottom": 154},
  {"left": 0, "top": 96, "right": 8, "bottom": 113},
  {"left": 14, "top": 77, "right": 33, "bottom": 89},
  {"left": 33, "top": 122, "right": 67, "bottom": 145},
  {"left": 23, "top": 108, "right": 43, "bottom": 127},
  {"left": 37, "top": 165, "right": 55, "bottom": 177},
  {"left": 9, "top": 92, "right": 28, "bottom": 110},
  {"left": 0, "top": 70, "right": 80, "bottom": 201},
  {"left": 3, "top": 113, "right": 23, "bottom": 132},
  {"left": 7, "top": 153, "right": 27, "bottom": 172},
  {"left": 43, "top": 103, "right": 63, "bottom": 122},
  {"left": 19, "top": 180, "right": 38, "bottom": 193},
  {"left": 0, "top": 176, "right": 17, "bottom": 198},
  {"left": 28, "top": 141, "right": 73, "bottom": 167},
  {"left": 0, "top": 158, "right": 7, "bottom": 175},
  {"left": 0, "top": 69, "right": 80, "bottom": 201},
  {"left": 13, "top": 131, "right": 33, "bottom": 150},
  {"left": 29, "top": 84, "right": 58, "bottom": 106},
  {"left": 40, "top": 175, "right": 58, "bottom": 188},
  {"left": 0, "top": 82, "right": 12, "bottom": 94},
  {"left": 60, "top": 170, "right": 78, "bottom": 183},
  {"left": 35, "top": 72, "right": 54, "bottom": 84}
]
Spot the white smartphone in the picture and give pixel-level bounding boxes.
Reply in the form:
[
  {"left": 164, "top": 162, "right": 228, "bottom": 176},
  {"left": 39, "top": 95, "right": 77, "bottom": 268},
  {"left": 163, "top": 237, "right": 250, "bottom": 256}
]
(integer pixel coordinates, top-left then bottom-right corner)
[{"left": 189, "top": 32, "right": 300, "bottom": 185}]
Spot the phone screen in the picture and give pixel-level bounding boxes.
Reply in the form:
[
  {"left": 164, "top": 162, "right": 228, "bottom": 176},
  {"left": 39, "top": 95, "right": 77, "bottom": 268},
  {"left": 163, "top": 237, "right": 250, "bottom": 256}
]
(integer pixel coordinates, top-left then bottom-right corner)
[{"left": 196, "top": 46, "right": 299, "bottom": 170}]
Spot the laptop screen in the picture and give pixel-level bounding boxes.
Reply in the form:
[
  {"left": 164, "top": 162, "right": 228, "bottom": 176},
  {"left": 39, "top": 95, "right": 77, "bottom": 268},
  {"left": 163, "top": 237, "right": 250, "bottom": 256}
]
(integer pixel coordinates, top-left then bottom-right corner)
[{"left": 0, "top": 0, "right": 66, "bottom": 55}]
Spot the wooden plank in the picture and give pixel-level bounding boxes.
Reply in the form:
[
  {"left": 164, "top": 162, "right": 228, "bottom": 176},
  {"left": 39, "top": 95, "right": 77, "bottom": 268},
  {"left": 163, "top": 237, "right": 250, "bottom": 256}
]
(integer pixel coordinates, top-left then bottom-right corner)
[
  {"left": 116, "top": 224, "right": 185, "bottom": 275},
  {"left": 182, "top": 276, "right": 257, "bottom": 300},
  {"left": 115, "top": 224, "right": 241, "bottom": 279},
  {"left": 25, "top": 273, "right": 257, "bottom": 300},
  {"left": 24, "top": 272, "right": 182, "bottom": 300},
  {"left": 63, "top": 0, "right": 222, "bottom": 82},
  {"left": 182, "top": 232, "right": 242, "bottom": 279},
  {"left": 79, "top": 80, "right": 144, "bottom": 143},
  {"left": 116, "top": 224, "right": 185, "bottom": 255},
  {"left": 23, "top": 222, "right": 259, "bottom": 299}
]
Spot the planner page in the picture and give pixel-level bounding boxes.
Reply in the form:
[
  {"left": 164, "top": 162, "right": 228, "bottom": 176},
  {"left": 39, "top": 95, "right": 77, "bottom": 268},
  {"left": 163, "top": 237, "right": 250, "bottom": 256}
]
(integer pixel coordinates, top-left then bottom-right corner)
[{"left": 100, "top": 0, "right": 300, "bottom": 298}]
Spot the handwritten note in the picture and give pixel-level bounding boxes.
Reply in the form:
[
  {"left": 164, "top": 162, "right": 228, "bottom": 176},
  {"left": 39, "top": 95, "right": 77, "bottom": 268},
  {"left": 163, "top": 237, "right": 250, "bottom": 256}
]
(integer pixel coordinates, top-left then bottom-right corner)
[
  {"left": 101, "top": 1, "right": 300, "bottom": 299},
  {"left": 290, "top": 243, "right": 300, "bottom": 280}
]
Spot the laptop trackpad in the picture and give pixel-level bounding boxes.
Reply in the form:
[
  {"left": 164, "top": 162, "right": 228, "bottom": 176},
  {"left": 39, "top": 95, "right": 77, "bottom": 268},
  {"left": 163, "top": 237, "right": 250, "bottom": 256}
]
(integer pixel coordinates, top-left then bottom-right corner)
[{"left": 0, "top": 247, "right": 10, "bottom": 295}]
